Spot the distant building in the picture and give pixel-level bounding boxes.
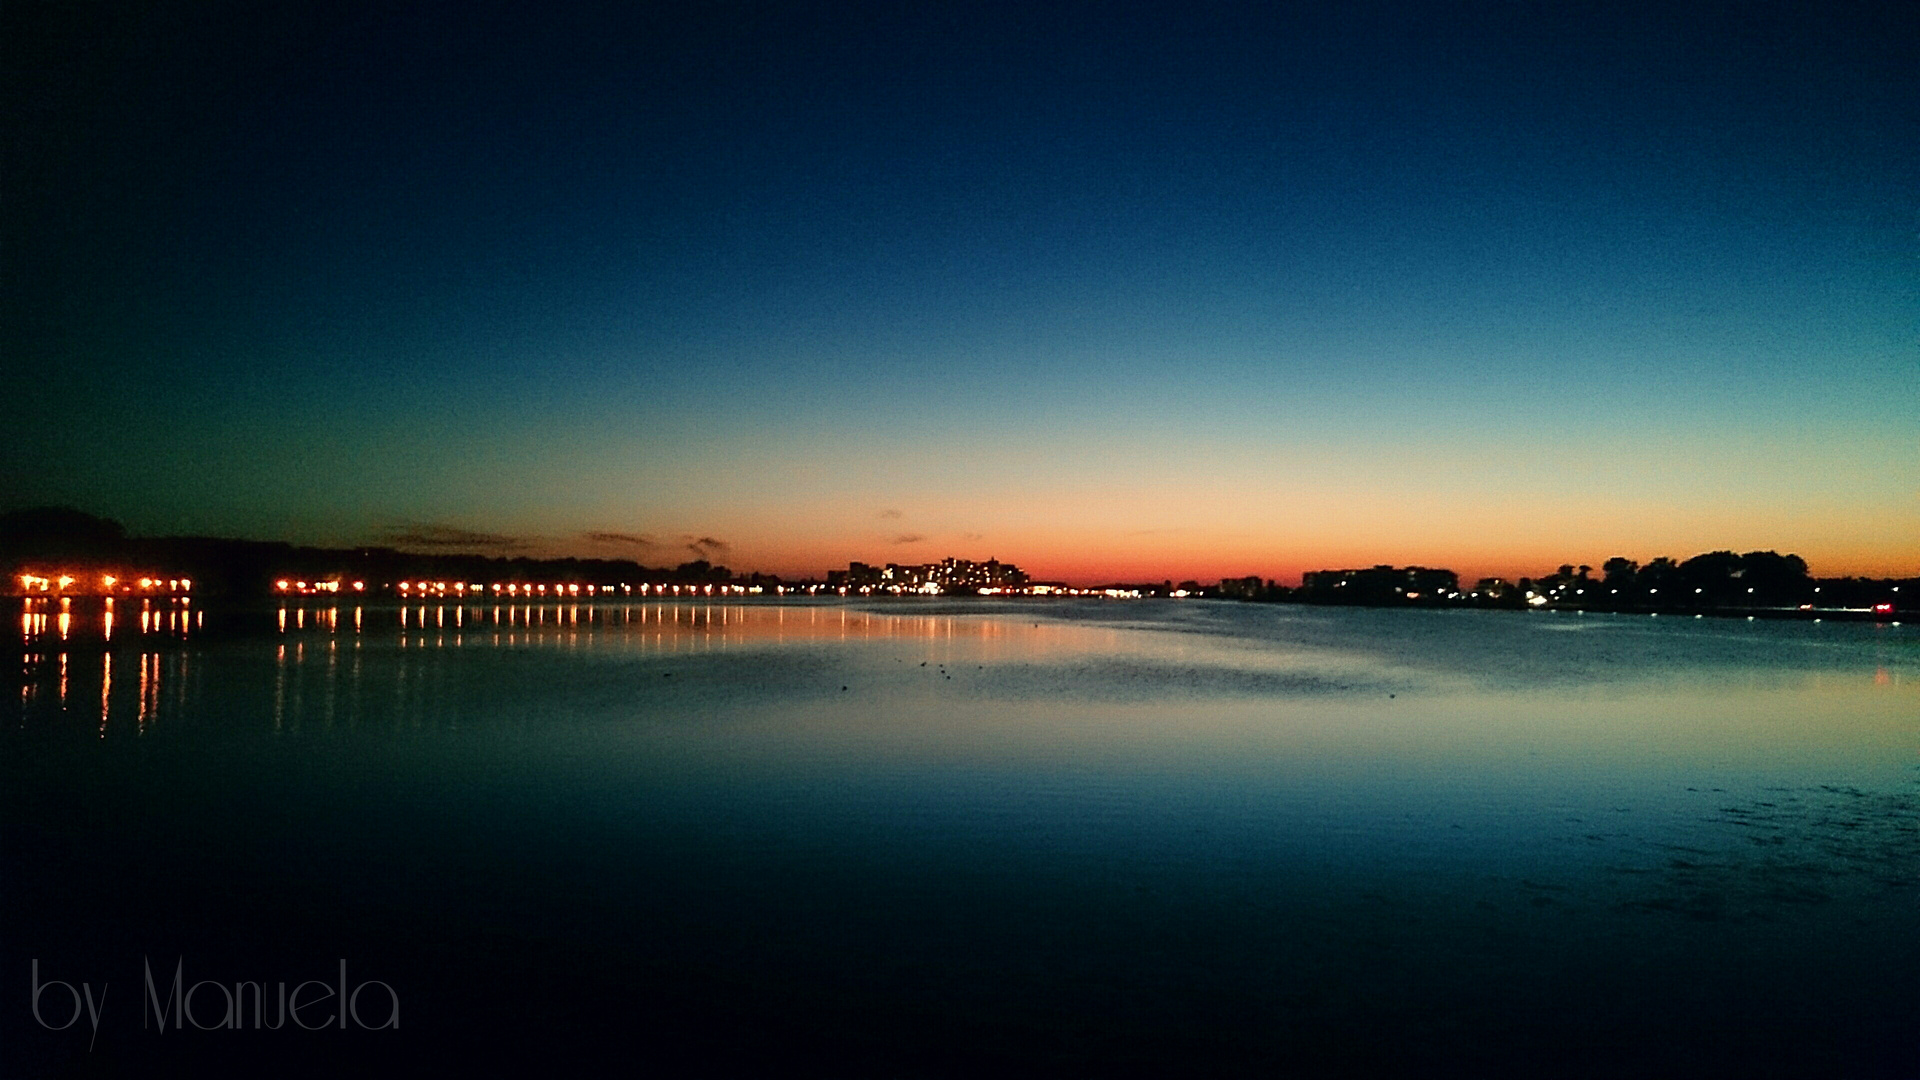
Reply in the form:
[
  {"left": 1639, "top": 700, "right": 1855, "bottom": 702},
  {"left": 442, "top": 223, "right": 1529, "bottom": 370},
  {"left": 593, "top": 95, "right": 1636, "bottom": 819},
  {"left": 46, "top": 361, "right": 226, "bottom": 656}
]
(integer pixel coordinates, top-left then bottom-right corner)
[
  {"left": 834, "top": 557, "right": 1029, "bottom": 594},
  {"left": 1218, "top": 575, "right": 1266, "bottom": 599},
  {"left": 1300, "top": 565, "right": 1458, "bottom": 604}
]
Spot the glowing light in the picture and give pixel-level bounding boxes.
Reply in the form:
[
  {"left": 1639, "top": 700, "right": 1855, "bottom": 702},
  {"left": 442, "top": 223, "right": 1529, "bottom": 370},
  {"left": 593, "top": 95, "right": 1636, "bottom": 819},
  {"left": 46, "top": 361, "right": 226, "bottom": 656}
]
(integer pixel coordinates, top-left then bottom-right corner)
[
  {"left": 276, "top": 580, "right": 291, "bottom": 591},
  {"left": 102, "top": 575, "right": 117, "bottom": 589}
]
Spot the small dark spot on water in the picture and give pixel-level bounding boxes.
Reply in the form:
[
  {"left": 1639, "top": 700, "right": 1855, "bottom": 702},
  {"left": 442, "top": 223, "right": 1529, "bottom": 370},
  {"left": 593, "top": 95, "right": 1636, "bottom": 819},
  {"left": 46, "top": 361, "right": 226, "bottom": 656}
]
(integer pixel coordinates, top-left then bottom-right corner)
[{"left": 840, "top": 686, "right": 848, "bottom": 691}]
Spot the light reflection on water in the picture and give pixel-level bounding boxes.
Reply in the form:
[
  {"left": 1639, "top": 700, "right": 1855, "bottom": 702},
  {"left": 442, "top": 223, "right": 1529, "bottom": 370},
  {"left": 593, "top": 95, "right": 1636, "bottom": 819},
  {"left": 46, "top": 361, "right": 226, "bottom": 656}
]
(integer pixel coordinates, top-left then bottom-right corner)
[
  {"left": 5, "top": 599, "right": 1917, "bottom": 757},
  {"left": 5, "top": 597, "right": 1918, "bottom": 1073}
]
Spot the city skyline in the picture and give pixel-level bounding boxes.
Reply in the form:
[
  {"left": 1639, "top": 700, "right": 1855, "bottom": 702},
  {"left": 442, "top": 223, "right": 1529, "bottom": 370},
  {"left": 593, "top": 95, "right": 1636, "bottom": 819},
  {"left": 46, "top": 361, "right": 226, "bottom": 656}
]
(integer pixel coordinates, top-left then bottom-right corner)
[
  {"left": 7, "top": 3, "right": 1915, "bottom": 586},
  {"left": 3, "top": 504, "right": 1910, "bottom": 596}
]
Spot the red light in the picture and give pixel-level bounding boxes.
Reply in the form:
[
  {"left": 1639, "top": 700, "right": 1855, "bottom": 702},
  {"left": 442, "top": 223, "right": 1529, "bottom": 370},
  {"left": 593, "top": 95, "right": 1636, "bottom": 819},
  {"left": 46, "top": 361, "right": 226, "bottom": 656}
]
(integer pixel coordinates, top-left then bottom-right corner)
[{"left": 1873, "top": 603, "right": 1894, "bottom": 615}]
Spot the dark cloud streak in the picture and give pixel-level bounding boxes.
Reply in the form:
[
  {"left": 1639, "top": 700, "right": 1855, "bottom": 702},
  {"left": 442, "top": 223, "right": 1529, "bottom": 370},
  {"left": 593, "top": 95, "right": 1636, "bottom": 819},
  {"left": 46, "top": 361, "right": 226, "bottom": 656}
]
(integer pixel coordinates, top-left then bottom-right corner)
[
  {"left": 585, "top": 531, "right": 658, "bottom": 548},
  {"left": 383, "top": 524, "right": 530, "bottom": 551}
]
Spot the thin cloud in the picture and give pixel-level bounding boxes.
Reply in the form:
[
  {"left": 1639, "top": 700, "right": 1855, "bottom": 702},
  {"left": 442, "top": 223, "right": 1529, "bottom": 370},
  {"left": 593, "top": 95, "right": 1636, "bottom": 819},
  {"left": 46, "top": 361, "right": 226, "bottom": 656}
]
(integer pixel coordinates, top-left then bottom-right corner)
[
  {"left": 891, "top": 533, "right": 926, "bottom": 545},
  {"left": 686, "top": 536, "right": 730, "bottom": 558},
  {"left": 962, "top": 532, "right": 985, "bottom": 541},
  {"left": 584, "top": 531, "right": 658, "bottom": 548},
  {"left": 877, "top": 508, "right": 904, "bottom": 519},
  {"left": 383, "top": 524, "right": 529, "bottom": 551}
]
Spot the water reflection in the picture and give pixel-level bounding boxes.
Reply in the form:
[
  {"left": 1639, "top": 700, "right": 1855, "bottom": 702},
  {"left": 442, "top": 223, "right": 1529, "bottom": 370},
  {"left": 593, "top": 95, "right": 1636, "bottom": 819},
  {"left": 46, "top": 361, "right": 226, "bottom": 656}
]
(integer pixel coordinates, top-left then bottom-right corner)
[{"left": 6, "top": 599, "right": 1916, "bottom": 752}]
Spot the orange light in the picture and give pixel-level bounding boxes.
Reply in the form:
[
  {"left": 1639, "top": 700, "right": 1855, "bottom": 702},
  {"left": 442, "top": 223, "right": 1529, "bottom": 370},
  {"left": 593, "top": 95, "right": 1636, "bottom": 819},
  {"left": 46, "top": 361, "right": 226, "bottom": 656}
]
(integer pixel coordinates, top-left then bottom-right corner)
[
  {"left": 352, "top": 581, "right": 365, "bottom": 591},
  {"left": 276, "top": 580, "right": 291, "bottom": 591}
]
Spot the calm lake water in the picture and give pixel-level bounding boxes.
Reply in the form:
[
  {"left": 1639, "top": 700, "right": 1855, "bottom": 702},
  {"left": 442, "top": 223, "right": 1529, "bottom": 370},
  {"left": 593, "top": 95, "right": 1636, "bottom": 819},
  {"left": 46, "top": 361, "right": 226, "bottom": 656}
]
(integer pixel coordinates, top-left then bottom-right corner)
[{"left": 5, "top": 599, "right": 1917, "bottom": 1076}]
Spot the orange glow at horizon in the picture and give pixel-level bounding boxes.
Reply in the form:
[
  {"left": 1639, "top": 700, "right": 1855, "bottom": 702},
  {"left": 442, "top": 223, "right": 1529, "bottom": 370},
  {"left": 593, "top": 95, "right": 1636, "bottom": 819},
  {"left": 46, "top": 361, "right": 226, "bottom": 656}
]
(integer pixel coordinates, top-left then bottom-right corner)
[{"left": 557, "top": 484, "right": 1919, "bottom": 587}]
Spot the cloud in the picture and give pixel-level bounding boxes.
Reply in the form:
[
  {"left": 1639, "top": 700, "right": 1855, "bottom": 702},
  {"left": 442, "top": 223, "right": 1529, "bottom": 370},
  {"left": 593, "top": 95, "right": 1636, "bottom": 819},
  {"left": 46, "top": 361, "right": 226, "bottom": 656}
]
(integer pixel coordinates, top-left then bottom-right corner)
[
  {"left": 891, "top": 533, "right": 926, "bottom": 545},
  {"left": 877, "top": 508, "right": 904, "bottom": 519},
  {"left": 962, "top": 532, "right": 985, "bottom": 541},
  {"left": 382, "top": 524, "right": 529, "bottom": 551},
  {"left": 584, "top": 531, "right": 658, "bottom": 548},
  {"left": 580, "top": 530, "right": 727, "bottom": 561}
]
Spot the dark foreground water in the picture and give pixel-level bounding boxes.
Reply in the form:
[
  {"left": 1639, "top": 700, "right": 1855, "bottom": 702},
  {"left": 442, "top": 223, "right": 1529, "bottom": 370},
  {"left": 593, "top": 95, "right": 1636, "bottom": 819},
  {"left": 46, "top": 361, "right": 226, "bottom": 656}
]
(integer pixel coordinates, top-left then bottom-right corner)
[{"left": 5, "top": 598, "right": 1917, "bottom": 1076}]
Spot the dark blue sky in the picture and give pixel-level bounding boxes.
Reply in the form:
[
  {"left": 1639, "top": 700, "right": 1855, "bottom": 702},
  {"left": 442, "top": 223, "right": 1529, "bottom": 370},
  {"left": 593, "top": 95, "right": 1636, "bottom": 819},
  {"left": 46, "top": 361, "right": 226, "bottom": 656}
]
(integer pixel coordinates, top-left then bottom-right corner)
[{"left": 6, "top": 1, "right": 1915, "bottom": 580}]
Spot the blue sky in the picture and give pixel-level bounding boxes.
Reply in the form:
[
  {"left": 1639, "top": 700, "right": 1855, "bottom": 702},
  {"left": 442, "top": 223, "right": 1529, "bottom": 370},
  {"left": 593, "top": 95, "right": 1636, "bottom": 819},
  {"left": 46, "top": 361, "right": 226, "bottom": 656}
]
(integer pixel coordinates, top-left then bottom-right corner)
[{"left": 6, "top": 1, "right": 1915, "bottom": 580}]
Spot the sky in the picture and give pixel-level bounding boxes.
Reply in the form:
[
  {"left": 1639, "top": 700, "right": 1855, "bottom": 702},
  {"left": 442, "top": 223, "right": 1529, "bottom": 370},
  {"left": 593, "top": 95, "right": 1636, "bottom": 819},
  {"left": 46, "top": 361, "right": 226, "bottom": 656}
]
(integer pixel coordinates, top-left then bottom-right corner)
[{"left": 5, "top": 1, "right": 1916, "bottom": 583}]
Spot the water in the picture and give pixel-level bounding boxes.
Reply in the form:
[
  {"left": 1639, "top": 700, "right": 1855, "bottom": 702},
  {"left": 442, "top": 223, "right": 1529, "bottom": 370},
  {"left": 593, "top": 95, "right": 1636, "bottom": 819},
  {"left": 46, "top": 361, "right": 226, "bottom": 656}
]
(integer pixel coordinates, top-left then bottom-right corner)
[{"left": 6, "top": 599, "right": 1917, "bottom": 1076}]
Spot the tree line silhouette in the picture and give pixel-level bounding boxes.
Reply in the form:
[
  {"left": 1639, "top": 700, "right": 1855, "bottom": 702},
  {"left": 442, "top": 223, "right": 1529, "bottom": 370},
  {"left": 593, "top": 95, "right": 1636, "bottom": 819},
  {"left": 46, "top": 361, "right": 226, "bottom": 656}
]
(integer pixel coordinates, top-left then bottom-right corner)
[
  {"left": 0, "top": 508, "right": 763, "bottom": 598},
  {"left": 2, "top": 507, "right": 1910, "bottom": 613}
]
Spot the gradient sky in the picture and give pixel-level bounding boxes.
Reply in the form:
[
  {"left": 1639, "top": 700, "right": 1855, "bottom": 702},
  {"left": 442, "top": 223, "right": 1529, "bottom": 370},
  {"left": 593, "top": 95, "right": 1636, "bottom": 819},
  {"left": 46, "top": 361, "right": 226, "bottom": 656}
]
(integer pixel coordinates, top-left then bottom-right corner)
[{"left": 6, "top": 1, "right": 1916, "bottom": 583}]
